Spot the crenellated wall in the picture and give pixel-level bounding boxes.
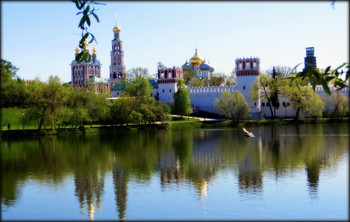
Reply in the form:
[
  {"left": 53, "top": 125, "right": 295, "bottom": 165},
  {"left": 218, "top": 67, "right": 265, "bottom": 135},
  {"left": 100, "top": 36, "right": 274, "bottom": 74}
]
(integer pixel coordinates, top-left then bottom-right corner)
[{"left": 188, "top": 86, "right": 236, "bottom": 113}]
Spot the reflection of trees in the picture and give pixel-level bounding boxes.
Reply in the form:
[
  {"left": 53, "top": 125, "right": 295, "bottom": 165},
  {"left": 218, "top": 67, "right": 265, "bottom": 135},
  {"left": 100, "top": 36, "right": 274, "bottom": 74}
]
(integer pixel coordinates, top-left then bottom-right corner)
[
  {"left": 74, "top": 169, "right": 104, "bottom": 220},
  {"left": 112, "top": 164, "right": 128, "bottom": 221},
  {"left": 1, "top": 134, "right": 113, "bottom": 218},
  {"left": 238, "top": 136, "right": 263, "bottom": 194},
  {"left": 261, "top": 123, "right": 349, "bottom": 198},
  {"left": 1, "top": 123, "right": 349, "bottom": 215},
  {"left": 160, "top": 129, "right": 228, "bottom": 198},
  {"left": 109, "top": 130, "right": 171, "bottom": 181}
]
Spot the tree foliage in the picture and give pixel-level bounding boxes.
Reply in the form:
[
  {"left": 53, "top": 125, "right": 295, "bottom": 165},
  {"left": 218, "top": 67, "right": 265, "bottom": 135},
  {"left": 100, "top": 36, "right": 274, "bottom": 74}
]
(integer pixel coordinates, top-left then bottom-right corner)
[
  {"left": 215, "top": 90, "right": 250, "bottom": 122},
  {"left": 290, "top": 63, "right": 349, "bottom": 95},
  {"left": 281, "top": 78, "right": 324, "bottom": 120},
  {"left": 123, "top": 77, "right": 153, "bottom": 102},
  {"left": 126, "top": 67, "right": 149, "bottom": 81},
  {"left": 0, "top": 59, "right": 28, "bottom": 107},
  {"left": 172, "top": 79, "right": 192, "bottom": 117},
  {"left": 25, "top": 76, "right": 66, "bottom": 130},
  {"left": 183, "top": 67, "right": 196, "bottom": 85},
  {"left": 250, "top": 74, "right": 280, "bottom": 119},
  {"left": 72, "top": 0, "right": 105, "bottom": 63},
  {"left": 323, "top": 92, "right": 349, "bottom": 119}
]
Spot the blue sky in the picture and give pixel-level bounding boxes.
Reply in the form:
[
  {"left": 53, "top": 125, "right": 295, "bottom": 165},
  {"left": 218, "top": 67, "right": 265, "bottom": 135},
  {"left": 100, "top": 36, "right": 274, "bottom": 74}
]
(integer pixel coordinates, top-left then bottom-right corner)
[{"left": 2, "top": 1, "right": 348, "bottom": 82}]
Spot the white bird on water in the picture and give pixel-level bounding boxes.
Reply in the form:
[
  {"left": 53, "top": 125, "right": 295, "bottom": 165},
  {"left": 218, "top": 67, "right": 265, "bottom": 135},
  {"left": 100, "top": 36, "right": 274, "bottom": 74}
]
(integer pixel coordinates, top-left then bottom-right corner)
[{"left": 243, "top": 127, "right": 255, "bottom": 137}]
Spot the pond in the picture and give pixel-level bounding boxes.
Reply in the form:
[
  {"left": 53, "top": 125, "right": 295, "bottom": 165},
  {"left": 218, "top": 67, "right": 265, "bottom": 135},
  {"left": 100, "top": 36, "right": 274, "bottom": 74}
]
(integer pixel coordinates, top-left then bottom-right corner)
[{"left": 1, "top": 123, "right": 348, "bottom": 220}]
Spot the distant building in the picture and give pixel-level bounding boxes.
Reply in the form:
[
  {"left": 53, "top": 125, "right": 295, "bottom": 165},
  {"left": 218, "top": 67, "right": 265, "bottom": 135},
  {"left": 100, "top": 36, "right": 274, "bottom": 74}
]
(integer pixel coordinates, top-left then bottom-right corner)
[
  {"left": 70, "top": 41, "right": 104, "bottom": 90},
  {"left": 303, "top": 47, "right": 317, "bottom": 71}
]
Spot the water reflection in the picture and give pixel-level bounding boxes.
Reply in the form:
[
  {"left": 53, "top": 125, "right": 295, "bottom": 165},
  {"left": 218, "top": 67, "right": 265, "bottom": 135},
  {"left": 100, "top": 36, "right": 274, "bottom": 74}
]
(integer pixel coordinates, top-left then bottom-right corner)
[
  {"left": 1, "top": 123, "right": 348, "bottom": 220},
  {"left": 113, "top": 164, "right": 128, "bottom": 221}
]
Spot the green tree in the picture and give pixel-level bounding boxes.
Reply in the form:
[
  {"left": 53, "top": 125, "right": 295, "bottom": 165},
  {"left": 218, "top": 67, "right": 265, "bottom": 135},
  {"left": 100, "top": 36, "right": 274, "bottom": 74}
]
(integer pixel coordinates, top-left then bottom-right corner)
[
  {"left": 250, "top": 74, "right": 279, "bottom": 119},
  {"left": 126, "top": 67, "right": 149, "bottom": 81},
  {"left": 323, "top": 92, "right": 349, "bottom": 119},
  {"left": 63, "top": 86, "right": 93, "bottom": 128},
  {"left": 86, "top": 92, "right": 110, "bottom": 124},
  {"left": 0, "top": 59, "right": 28, "bottom": 108},
  {"left": 215, "top": 91, "right": 250, "bottom": 122},
  {"left": 208, "top": 72, "right": 226, "bottom": 86},
  {"left": 109, "top": 98, "right": 135, "bottom": 126},
  {"left": 281, "top": 78, "right": 324, "bottom": 120},
  {"left": 25, "top": 76, "right": 66, "bottom": 130},
  {"left": 183, "top": 67, "right": 196, "bottom": 85},
  {"left": 123, "top": 77, "right": 153, "bottom": 100},
  {"left": 172, "top": 79, "right": 192, "bottom": 118}
]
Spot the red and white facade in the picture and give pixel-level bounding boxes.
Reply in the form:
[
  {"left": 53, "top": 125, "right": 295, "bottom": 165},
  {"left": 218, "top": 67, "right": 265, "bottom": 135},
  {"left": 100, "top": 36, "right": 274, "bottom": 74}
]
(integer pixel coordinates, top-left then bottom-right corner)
[{"left": 71, "top": 47, "right": 102, "bottom": 88}]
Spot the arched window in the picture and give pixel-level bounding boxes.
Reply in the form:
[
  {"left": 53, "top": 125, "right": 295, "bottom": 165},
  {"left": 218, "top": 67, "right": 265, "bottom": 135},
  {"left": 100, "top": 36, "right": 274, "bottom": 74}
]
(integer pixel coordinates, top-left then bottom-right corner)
[
  {"left": 262, "top": 102, "right": 265, "bottom": 107},
  {"left": 113, "top": 72, "right": 117, "bottom": 78},
  {"left": 243, "top": 86, "right": 246, "bottom": 90}
]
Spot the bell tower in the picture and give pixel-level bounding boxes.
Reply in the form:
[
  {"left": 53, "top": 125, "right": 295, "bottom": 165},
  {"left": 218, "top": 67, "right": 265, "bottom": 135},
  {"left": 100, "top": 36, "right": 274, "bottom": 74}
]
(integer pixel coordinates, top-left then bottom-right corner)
[{"left": 109, "top": 22, "right": 126, "bottom": 88}]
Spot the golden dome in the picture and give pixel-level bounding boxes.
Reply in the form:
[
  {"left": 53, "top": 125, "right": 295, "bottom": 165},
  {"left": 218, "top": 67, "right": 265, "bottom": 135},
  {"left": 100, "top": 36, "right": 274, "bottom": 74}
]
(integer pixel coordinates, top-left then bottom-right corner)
[
  {"left": 75, "top": 47, "right": 80, "bottom": 54},
  {"left": 92, "top": 47, "right": 96, "bottom": 54},
  {"left": 113, "top": 24, "right": 121, "bottom": 33},
  {"left": 83, "top": 39, "right": 89, "bottom": 53},
  {"left": 189, "top": 48, "right": 204, "bottom": 66}
]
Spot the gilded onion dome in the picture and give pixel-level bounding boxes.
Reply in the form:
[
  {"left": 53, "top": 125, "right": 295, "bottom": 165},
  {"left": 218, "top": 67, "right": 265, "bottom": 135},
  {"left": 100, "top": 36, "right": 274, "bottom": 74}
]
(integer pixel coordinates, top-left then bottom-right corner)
[
  {"left": 92, "top": 47, "right": 96, "bottom": 54},
  {"left": 83, "top": 39, "right": 89, "bottom": 53},
  {"left": 189, "top": 48, "right": 204, "bottom": 66},
  {"left": 113, "top": 23, "right": 121, "bottom": 33}
]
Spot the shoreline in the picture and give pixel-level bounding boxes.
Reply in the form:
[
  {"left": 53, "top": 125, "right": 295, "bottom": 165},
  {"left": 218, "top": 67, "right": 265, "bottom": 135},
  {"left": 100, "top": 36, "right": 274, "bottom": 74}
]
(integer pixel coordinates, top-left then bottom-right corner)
[{"left": 0, "top": 117, "right": 348, "bottom": 139}]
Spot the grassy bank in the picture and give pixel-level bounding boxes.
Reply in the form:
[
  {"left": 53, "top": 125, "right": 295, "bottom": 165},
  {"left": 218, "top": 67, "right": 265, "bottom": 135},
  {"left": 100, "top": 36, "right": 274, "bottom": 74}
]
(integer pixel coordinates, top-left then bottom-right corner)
[
  {"left": 168, "top": 116, "right": 202, "bottom": 129},
  {"left": 1, "top": 108, "right": 348, "bottom": 138}
]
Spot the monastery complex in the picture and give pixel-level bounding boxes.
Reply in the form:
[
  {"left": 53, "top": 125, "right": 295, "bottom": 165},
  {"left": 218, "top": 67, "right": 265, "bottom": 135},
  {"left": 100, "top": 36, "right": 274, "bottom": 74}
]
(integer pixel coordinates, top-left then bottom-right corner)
[{"left": 71, "top": 22, "right": 349, "bottom": 120}]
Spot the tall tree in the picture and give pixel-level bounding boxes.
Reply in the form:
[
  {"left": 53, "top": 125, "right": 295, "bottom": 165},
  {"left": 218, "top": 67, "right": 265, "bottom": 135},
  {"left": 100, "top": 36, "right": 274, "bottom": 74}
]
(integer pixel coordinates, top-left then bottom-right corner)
[
  {"left": 126, "top": 67, "right": 149, "bottom": 81},
  {"left": 281, "top": 78, "right": 324, "bottom": 120},
  {"left": 207, "top": 72, "right": 226, "bottom": 86},
  {"left": 215, "top": 90, "right": 250, "bottom": 123},
  {"left": 109, "top": 98, "right": 135, "bottom": 126},
  {"left": 323, "top": 91, "right": 349, "bottom": 119},
  {"left": 123, "top": 77, "right": 153, "bottom": 103},
  {"left": 0, "top": 59, "right": 28, "bottom": 107},
  {"left": 25, "top": 76, "right": 66, "bottom": 130},
  {"left": 249, "top": 74, "right": 279, "bottom": 119},
  {"left": 172, "top": 79, "right": 191, "bottom": 118},
  {"left": 183, "top": 67, "right": 196, "bottom": 85}
]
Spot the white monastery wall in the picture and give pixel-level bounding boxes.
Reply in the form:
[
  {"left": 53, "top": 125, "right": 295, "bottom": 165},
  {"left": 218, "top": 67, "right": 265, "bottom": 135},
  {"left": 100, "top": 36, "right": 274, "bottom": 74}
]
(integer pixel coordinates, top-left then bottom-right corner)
[{"left": 188, "top": 86, "right": 236, "bottom": 114}]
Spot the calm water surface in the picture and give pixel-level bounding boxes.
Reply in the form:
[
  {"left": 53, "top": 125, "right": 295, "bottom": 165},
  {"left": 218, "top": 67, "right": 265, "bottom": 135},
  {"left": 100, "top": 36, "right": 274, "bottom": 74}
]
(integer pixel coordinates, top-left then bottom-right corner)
[{"left": 1, "top": 123, "right": 348, "bottom": 220}]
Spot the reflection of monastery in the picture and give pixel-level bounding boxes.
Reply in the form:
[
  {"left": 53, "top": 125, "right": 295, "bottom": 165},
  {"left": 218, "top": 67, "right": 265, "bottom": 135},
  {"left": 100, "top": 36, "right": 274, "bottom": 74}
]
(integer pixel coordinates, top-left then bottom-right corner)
[{"left": 71, "top": 22, "right": 348, "bottom": 119}]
